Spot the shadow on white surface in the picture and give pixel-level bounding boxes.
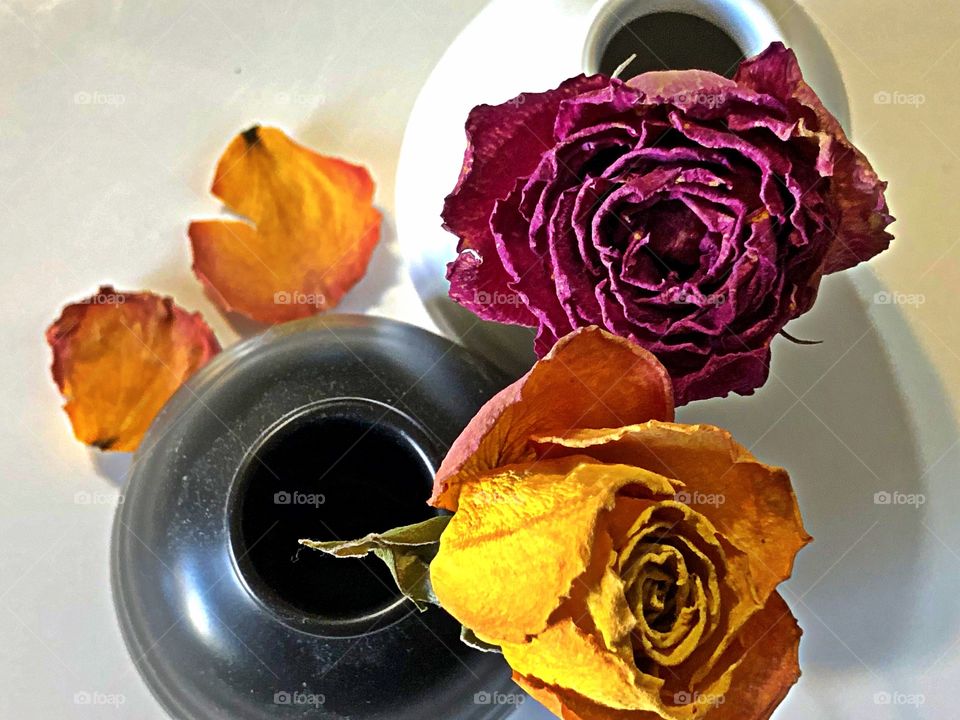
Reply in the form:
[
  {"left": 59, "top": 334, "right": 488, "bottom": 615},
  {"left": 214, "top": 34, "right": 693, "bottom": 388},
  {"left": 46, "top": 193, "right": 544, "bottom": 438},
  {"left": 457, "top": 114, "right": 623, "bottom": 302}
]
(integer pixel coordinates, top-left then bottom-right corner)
[
  {"left": 425, "top": 294, "right": 537, "bottom": 380},
  {"left": 510, "top": 697, "right": 562, "bottom": 719},
  {"left": 90, "top": 449, "right": 132, "bottom": 489},
  {"left": 335, "top": 212, "right": 407, "bottom": 315},
  {"left": 680, "top": 272, "right": 956, "bottom": 675}
]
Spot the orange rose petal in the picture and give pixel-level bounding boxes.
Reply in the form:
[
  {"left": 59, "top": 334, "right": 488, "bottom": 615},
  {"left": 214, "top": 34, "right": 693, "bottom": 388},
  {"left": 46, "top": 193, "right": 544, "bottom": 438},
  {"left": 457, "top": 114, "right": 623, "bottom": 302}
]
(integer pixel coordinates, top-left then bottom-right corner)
[
  {"left": 46, "top": 286, "right": 220, "bottom": 452},
  {"left": 533, "top": 422, "right": 812, "bottom": 600},
  {"left": 189, "top": 125, "right": 382, "bottom": 323},
  {"left": 501, "top": 619, "right": 665, "bottom": 713},
  {"left": 514, "top": 672, "right": 662, "bottom": 720},
  {"left": 430, "top": 327, "right": 675, "bottom": 510},
  {"left": 430, "top": 456, "right": 678, "bottom": 644},
  {"left": 703, "top": 591, "right": 802, "bottom": 720},
  {"left": 512, "top": 592, "right": 799, "bottom": 720},
  {"left": 516, "top": 590, "right": 800, "bottom": 720}
]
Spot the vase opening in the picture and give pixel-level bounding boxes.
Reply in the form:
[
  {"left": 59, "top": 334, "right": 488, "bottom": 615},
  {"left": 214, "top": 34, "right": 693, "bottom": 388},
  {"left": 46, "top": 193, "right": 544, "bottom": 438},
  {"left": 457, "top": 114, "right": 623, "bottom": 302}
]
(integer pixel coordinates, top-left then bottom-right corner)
[
  {"left": 583, "top": 0, "right": 783, "bottom": 78},
  {"left": 600, "top": 11, "right": 743, "bottom": 76},
  {"left": 228, "top": 398, "right": 439, "bottom": 635}
]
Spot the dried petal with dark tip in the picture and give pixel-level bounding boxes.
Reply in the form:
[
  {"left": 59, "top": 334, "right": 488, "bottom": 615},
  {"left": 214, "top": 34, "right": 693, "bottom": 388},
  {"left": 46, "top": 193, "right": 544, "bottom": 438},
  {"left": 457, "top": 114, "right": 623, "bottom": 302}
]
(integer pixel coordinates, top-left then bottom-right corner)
[
  {"left": 46, "top": 287, "right": 220, "bottom": 452},
  {"left": 190, "top": 126, "right": 382, "bottom": 323}
]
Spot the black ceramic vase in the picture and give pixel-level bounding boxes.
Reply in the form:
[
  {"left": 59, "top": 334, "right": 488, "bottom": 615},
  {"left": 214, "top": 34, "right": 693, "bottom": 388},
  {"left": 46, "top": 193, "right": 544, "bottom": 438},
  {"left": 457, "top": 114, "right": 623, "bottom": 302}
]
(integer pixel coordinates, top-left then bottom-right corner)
[{"left": 111, "top": 314, "right": 517, "bottom": 719}]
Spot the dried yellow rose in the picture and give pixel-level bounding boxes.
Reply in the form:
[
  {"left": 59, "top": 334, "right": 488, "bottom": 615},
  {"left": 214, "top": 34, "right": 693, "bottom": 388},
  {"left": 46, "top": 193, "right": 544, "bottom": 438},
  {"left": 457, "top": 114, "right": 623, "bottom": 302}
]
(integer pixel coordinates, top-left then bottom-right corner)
[{"left": 429, "top": 327, "right": 811, "bottom": 720}]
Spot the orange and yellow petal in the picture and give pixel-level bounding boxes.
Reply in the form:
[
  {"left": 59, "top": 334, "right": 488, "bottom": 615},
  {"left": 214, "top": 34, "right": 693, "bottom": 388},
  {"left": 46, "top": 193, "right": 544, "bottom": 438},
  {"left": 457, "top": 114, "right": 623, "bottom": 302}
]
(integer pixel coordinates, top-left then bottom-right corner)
[
  {"left": 430, "top": 456, "right": 678, "bottom": 644},
  {"left": 46, "top": 286, "right": 219, "bottom": 452},
  {"left": 430, "top": 327, "right": 675, "bottom": 511},
  {"left": 533, "top": 422, "right": 811, "bottom": 600},
  {"left": 189, "top": 126, "right": 381, "bottom": 323},
  {"left": 502, "top": 619, "right": 665, "bottom": 714},
  {"left": 699, "top": 591, "right": 802, "bottom": 720},
  {"left": 510, "top": 592, "right": 800, "bottom": 720}
]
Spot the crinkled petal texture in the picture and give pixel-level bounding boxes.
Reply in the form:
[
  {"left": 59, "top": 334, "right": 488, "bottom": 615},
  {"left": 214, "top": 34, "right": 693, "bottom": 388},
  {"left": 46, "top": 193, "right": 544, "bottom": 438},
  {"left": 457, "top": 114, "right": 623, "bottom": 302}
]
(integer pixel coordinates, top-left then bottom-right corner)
[
  {"left": 442, "top": 75, "right": 611, "bottom": 324},
  {"left": 190, "top": 125, "right": 382, "bottom": 323},
  {"left": 46, "top": 286, "right": 220, "bottom": 451},
  {"left": 429, "top": 329, "right": 810, "bottom": 720},
  {"left": 442, "top": 42, "right": 893, "bottom": 404},
  {"left": 430, "top": 326, "right": 674, "bottom": 511}
]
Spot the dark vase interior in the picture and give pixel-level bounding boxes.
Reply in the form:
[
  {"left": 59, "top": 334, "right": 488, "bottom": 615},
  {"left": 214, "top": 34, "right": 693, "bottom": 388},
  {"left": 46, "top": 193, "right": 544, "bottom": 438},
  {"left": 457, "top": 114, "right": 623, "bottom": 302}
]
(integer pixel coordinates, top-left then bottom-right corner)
[
  {"left": 599, "top": 11, "right": 744, "bottom": 77},
  {"left": 233, "top": 398, "right": 440, "bottom": 625}
]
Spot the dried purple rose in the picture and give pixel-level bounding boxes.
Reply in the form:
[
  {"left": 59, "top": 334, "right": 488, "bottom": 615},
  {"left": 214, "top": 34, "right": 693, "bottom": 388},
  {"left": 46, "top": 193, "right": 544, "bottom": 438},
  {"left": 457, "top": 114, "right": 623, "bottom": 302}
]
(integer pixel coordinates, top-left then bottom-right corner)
[{"left": 442, "top": 42, "right": 893, "bottom": 404}]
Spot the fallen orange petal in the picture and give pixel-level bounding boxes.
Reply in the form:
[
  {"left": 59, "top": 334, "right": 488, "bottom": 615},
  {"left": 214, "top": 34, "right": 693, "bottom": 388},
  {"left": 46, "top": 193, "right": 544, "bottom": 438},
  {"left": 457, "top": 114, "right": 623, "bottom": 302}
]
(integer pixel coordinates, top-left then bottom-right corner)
[
  {"left": 429, "top": 327, "right": 674, "bottom": 510},
  {"left": 189, "top": 125, "right": 382, "bottom": 323},
  {"left": 46, "top": 286, "right": 220, "bottom": 452}
]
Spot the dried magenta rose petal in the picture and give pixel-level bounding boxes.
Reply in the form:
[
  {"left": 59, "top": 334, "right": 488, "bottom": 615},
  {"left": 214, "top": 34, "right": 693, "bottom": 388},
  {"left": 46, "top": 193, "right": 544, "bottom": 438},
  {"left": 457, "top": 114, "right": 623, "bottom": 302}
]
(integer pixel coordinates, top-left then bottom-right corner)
[
  {"left": 189, "top": 126, "right": 382, "bottom": 323},
  {"left": 46, "top": 286, "right": 220, "bottom": 452},
  {"left": 442, "top": 43, "right": 894, "bottom": 404}
]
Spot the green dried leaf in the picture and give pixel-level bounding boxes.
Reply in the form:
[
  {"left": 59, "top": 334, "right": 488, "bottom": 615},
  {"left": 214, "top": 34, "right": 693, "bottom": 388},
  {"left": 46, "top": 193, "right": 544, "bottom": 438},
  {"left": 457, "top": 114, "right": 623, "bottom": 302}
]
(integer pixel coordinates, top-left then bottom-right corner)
[{"left": 300, "top": 515, "right": 451, "bottom": 611}]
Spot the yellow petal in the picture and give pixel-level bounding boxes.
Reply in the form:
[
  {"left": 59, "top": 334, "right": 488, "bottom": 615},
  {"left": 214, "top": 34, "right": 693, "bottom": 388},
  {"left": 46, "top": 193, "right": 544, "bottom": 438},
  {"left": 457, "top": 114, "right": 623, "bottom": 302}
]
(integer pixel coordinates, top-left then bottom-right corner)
[
  {"left": 430, "top": 456, "right": 678, "bottom": 644},
  {"left": 533, "top": 422, "right": 811, "bottom": 601},
  {"left": 585, "top": 547, "right": 636, "bottom": 658},
  {"left": 502, "top": 619, "right": 665, "bottom": 713}
]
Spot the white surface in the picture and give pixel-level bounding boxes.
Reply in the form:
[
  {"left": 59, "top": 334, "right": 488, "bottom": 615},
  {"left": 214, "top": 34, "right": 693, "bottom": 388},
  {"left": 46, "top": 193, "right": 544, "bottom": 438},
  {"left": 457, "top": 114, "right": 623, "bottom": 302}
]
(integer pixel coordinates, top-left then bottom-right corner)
[{"left": 0, "top": 1, "right": 957, "bottom": 719}]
